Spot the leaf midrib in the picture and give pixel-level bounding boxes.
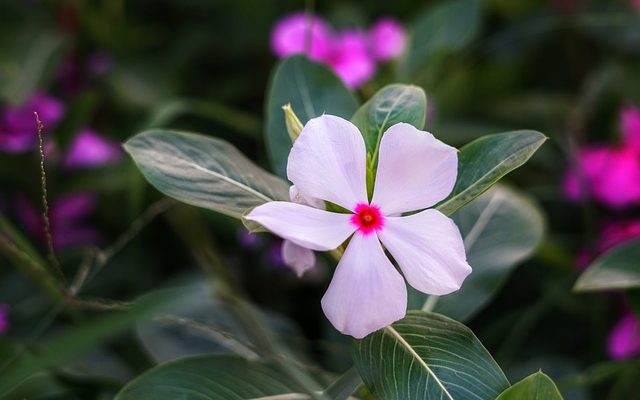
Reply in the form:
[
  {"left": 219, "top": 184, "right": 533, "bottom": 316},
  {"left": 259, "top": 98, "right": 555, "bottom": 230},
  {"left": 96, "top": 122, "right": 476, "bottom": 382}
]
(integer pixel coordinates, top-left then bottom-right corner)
[
  {"left": 383, "top": 326, "right": 454, "bottom": 400},
  {"left": 129, "top": 143, "right": 274, "bottom": 204}
]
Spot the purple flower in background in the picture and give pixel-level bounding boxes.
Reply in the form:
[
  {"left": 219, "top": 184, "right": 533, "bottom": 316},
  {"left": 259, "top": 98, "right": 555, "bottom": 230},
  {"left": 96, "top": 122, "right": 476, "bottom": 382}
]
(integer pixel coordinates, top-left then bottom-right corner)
[
  {"left": 63, "top": 128, "right": 122, "bottom": 169},
  {"left": 0, "top": 304, "right": 8, "bottom": 334},
  {"left": 57, "top": 52, "right": 113, "bottom": 96},
  {"left": 328, "top": 30, "right": 377, "bottom": 89},
  {"left": 270, "top": 12, "right": 405, "bottom": 89},
  {"left": 16, "top": 192, "right": 101, "bottom": 250},
  {"left": 270, "top": 12, "right": 333, "bottom": 62},
  {"left": 563, "top": 106, "right": 640, "bottom": 208},
  {"left": 608, "top": 312, "right": 640, "bottom": 360},
  {"left": 0, "top": 92, "right": 64, "bottom": 153},
  {"left": 369, "top": 18, "right": 406, "bottom": 61},
  {"left": 576, "top": 220, "right": 640, "bottom": 269},
  {"left": 632, "top": 0, "right": 640, "bottom": 10}
]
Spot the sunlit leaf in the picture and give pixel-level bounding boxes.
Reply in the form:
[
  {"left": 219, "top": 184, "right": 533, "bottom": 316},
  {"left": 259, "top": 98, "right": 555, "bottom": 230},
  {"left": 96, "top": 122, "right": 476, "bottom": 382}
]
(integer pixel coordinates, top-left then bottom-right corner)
[
  {"left": 265, "top": 55, "right": 358, "bottom": 177},
  {"left": 353, "top": 311, "right": 509, "bottom": 400},
  {"left": 574, "top": 239, "right": 640, "bottom": 292},
  {"left": 436, "top": 130, "right": 547, "bottom": 216},
  {"left": 125, "top": 130, "right": 290, "bottom": 219},
  {"left": 495, "top": 371, "right": 563, "bottom": 400}
]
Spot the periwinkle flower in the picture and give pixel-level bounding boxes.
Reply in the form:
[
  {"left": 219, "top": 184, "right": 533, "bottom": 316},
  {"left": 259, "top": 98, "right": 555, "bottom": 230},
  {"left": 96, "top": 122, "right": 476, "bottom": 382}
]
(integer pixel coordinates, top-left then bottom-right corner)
[
  {"left": 63, "top": 128, "right": 123, "bottom": 169},
  {"left": 16, "top": 192, "right": 100, "bottom": 250},
  {"left": 328, "top": 30, "right": 377, "bottom": 89},
  {"left": 0, "top": 92, "right": 64, "bottom": 153},
  {"left": 246, "top": 115, "right": 471, "bottom": 338},
  {"left": 270, "top": 12, "right": 406, "bottom": 89},
  {"left": 608, "top": 312, "right": 640, "bottom": 360},
  {"left": 369, "top": 18, "right": 406, "bottom": 61},
  {"left": 270, "top": 12, "right": 333, "bottom": 62},
  {"left": 563, "top": 106, "right": 640, "bottom": 207}
]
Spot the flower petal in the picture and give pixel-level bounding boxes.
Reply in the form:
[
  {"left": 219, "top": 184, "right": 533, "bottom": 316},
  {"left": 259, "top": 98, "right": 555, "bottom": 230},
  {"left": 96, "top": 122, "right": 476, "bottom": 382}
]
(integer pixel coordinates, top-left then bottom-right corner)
[
  {"left": 378, "top": 209, "right": 471, "bottom": 296},
  {"left": 282, "top": 240, "right": 316, "bottom": 277},
  {"left": 246, "top": 201, "right": 355, "bottom": 251},
  {"left": 321, "top": 233, "right": 407, "bottom": 339},
  {"left": 371, "top": 123, "right": 458, "bottom": 215},
  {"left": 288, "top": 115, "right": 368, "bottom": 211}
]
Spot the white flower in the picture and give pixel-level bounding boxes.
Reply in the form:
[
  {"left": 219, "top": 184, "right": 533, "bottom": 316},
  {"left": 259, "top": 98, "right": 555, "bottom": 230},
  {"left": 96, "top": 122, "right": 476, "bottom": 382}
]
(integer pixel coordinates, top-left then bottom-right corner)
[{"left": 246, "top": 115, "right": 471, "bottom": 338}]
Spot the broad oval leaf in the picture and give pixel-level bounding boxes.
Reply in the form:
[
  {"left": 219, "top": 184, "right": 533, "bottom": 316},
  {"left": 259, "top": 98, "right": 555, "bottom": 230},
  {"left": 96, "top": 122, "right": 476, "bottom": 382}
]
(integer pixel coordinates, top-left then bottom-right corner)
[
  {"left": 353, "top": 311, "right": 509, "bottom": 400},
  {"left": 495, "top": 371, "right": 563, "bottom": 400},
  {"left": 265, "top": 55, "right": 358, "bottom": 177},
  {"left": 125, "top": 130, "right": 290, "bottom": 219},
  {"left": 351, "top": 84, "right": 427, "bottom": 155},
  {"left": 574, "top": 239, "right": 640, "bottom": 292},
  {"left": 401, "top": 0, "right": 482, "bottom": 78},
  {"left": 436, "top": 130, "right": 547, "bottom": 216},
  {"left": 425, "top": 185, "right": 545, "bottom": 321},
  {"left": 114, "top": 355, "right": 313, "bottom": 400}
]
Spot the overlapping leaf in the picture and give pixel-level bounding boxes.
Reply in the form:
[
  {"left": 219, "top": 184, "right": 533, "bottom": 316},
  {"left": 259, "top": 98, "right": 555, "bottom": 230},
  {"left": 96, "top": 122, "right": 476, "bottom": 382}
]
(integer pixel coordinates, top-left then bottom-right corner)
[
  {"left": 495, "top": 371, "right": 564, "bottom": 400},
  {"left": 353, "top": 311, "right": 509, "bottom": 400},
  {"left": 125, "top": 130, "right": 290, "bottom": 219},
  {"left": 574, "top": 239, "right": 640, "bottom": 292},
  {"left": 265, "top": 55, "right": 358, "bottom": 177},
  {"left": 436, "top": 130, "right": 547, "bottom": 216}
]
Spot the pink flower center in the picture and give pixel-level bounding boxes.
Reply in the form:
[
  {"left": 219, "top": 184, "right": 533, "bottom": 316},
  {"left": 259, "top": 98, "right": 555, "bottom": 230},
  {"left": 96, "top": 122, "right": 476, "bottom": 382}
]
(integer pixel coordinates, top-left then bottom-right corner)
[{"left": 350, "top": 203, "right": 384, "bottom": 235}]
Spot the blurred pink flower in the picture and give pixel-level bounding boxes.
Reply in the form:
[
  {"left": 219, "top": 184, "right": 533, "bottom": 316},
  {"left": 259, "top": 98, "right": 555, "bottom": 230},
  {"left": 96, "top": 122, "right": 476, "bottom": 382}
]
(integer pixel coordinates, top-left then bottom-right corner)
[
  {"left": 270, "top": 12, "right": 333, "bottom": 62},
  {"left": 621, "top": 105, "right": 640, "bottom": 149},
  {"left": 0, "top": 304, "right": 8, "bottom": 335},
  {"left": 563, "top": 106, "right": 640, "bottom": 208},
  {"left": 0, "top": 92, "right": 64, "bottom": 153},
  {"left": 608, "top": 312, "right": 640, "bottom": 360},
  {"left": 16, "top": 192, "right": 101, "bottom": 250},
  {"left": 63, "top": 128, "right": 122, "bottom": 169},
  {"left": 369, "top": 18, "right": 406, "bottom": 61},
  {"left": 270, "top": 12, "right": 405, "bottom": 89},
  {"left": 327, "top": 30, "right": 377, "bottom": 89},
  {"left": 631, "top": 0, "right": 640, "bottom": 10}
]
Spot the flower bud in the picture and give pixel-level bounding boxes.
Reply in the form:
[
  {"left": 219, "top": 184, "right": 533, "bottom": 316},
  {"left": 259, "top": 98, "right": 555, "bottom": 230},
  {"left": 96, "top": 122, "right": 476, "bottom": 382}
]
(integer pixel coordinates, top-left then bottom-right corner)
[{"left": 282, "top": 103, "right": 304, "bottom": 142}]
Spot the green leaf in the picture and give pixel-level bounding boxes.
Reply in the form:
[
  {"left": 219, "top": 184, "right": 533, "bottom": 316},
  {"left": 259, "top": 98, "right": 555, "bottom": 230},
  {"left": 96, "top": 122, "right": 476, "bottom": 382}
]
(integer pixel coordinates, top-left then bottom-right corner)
[
  {"left": 401, "top": 0, "right": 482, "bottom": 78},
  {"left": 265, "top": 55, "right": 358, "bottom": 177},
  {"left": 351, "top": 84, "right": 427, "bottom": 156},
  {"left": 427, "top": 185, "right": 545, "bottom": 321},
  {"left": 496, "top": 371, "right": 564, "bottom": 400},
  {"left": 574, "top": 239, "right": 640, "bottom": 292},
  {"left": 124, "top": 130, "right": 290, "bottom": 219},
  {"left": 436, "top": 130, "right": 547, "bottom": 216},
  {"left": 114, "top": 354, "right": 314, "bottom": 400},
  {"left": 322, "top": 367, "right": 362, "bottom": 400},
  {"left": 353, "top": 311, "right": 509, "bottom": 400}
]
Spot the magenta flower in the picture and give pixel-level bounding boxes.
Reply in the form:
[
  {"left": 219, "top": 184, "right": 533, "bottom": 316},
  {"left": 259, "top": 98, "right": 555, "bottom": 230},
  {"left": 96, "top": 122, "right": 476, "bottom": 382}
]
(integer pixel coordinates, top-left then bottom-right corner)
[
  {"left": 327, "top": 30, "right": 377, "bottom": 89},
  {"left": 0, "top": 92, "right": 64, "bottom": 153},
  {"left": 608, "top": 312, "right": 640, "bottom": 360},
  {"left": 369, "top": 18, "right": 407, "bottom": 61},
  {"left": 563, "top": 106, "right": 640, "bottom": 208},
  {"left": 270, "top": 12, "right": 333, "bottom": 62},
  {"left": 0, "top": 304, "right": 8, "bottom": 334},
  {"left": 63, "top": 128, "right": 123, "bottom": 169},
  {"left": 246, "top": 115, "right": 471, "bottom": 338},
  {"left": 576, "top": 220, "right": 640, "bottom": 269},
  {"left": 16, "top": 192, "right": 101, "bottom": 250},
  {"left": 270, "top": 12, "right": 406, "bottom": 89}
]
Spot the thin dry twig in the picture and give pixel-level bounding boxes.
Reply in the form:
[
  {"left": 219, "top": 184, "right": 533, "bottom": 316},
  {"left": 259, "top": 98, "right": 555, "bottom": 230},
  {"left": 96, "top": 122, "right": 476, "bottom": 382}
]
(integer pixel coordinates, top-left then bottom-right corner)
[{"left": 34, "top": 112, "right": 63, "bottom": 281}]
